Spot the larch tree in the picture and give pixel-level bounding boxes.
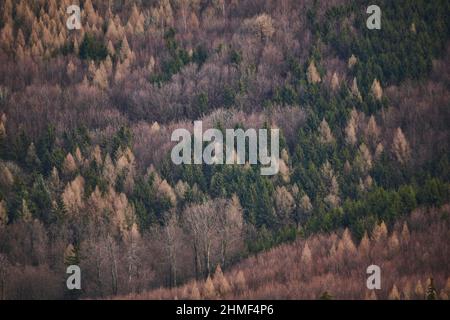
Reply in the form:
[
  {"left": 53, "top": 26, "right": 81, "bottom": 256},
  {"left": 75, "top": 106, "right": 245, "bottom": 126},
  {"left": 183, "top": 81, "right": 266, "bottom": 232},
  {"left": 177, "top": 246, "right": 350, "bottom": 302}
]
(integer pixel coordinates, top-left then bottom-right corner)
[
  {"left": 25, "top": 143, "right": 41, "bottom": 168},
  {"left": 0, "top": 164, "right": 14, "bottom": 189},
  {"left": 351, "top": 77, "right": 362, "bottom": 100},
  {"left": 234, "top": 270, "right": 247, "bottom": 293},
  {"left": 61, "top": 175, "right": 85, "bottom": 216},
  {"left": 392, "top": 127, "right": 411, "bottom": 164},
  {"left": 365, "top": 290, "right": 377, "bottom": 300},
  {"left": 375, "top": 142, "right": 384, "bottom": 159},
  {"left": 415, "top": 280, "right": 424, "bottom": 299},
  {"left": 175, "top": 0, "right": 191, "bottom": 32},
  {"left": 91, "top": 145, "right": 103, "bottom": 166},
  {"left": 203, "top": 276, "right": 216, "bottom": 299},
  {"left": 66, "top": 60, "right": 76, "bottom": 78},
  {"left": 19, "top": 198, "right": 33, "bottom": 222},
  {"left": 371, "top": 78, "right": 383, "bottom": 100},
  {"left": 371, "top": 221, "right": 388, "bottom": 243},
  {"left": 190, "top": 281, "right": 201, "bottom": 299},
  {"left": 366, "top": 115, "right": 380, "bottom": 144},
  {"left": 401, "top": 222, "right": 410, "bottom": 243},
  {"left": 426, "top": 277, "right": 437, "bottom": 300},
  {"left": 213, "top": 265, "right": 231, "bottom": 297},
  {"left": 331, "top": 72, "right": 339, "bottom": 91},
  {"left": 93, "top": 63, "right": 109, "bottom": 89},
  {"left": 0, "top": 23, "right": 14, "bottom": 51},
  {"left": 147, "top": 56, "right": 156, "bottom": 73},
  {"left": 348, "top": 54, "right": 357, "bottom": 69},
  {"left": 299, "top": 194, "right": 312, "bottom": 224},
  {"left": 106, "top": 20, "right": 120, "bottom": 42},
  {"left": 174, "top": 180, "right": 189, "bottom": 201},
  {"left": 62, "top": 152, "right": 77, "bottom": 176},
  {"left": 318, "top": 119, "right": 334, "bottom": 144},
  {"left": 388, "top": 231, "right": 400, "bottom": 254},
  {"left": 188, "top": 12, "right": 200, "bottom": 30},
  {"left": 388, "top": 284, "right": 401, "bottom": 300},
  {"left": 0, "top": 253, "right": 10, "bottom": 300},
  {"left": 300, "top": 242, "right": 312, "bottom": 266},
  {"left": 0, "top": 200, "right": 8, "bottom": 226},
  {"left": 358, "top": 231, "right": 370, "bottom": 259},
  {"left": 355, "top": 143, "right": 372, "bottom": 174},
  {"left": 119, "top": 36, "right": 132, "bottom": 61},
  {"left": 321, "top": 161, "right": 340, "bottom": 207},
  {"left": 102, "top": 153, "right": 117, "bottom": 186},
  {"left": 278, "top": 158, "right": 290, "bottom": 183},
  {"left": 307, "top": 61, "right": 321, "bottom": 84},
  {"left": 337, "top": 228, "right": 357, "bottom": 261},
  {"left": 107, "top": 40, "right": 116, "bottom": 56},
  {"left": 403, "top": 281, "right": 412, "bottom": 300},
  {"left": 274, "top": 186, "right": 295, "bottom": 226},
  {"left": 0, "top": 117, "right": 5, "bottom": 138},
  {"left": 155, "top": 176, "right": 177, "bottom": 207}
]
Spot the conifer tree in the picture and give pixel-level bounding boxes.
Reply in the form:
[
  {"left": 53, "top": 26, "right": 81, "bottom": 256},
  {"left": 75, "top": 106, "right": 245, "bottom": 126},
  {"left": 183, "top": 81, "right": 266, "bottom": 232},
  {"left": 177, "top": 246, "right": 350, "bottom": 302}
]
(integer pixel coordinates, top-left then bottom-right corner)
[{"left": 426, "top": 277, "right": 437, "bottom": 300}]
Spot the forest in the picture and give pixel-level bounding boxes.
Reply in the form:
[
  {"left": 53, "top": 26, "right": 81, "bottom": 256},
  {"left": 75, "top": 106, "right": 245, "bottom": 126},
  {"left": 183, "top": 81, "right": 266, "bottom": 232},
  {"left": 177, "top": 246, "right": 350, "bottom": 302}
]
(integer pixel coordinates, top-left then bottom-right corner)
[{"left": 0, "top": 0, "right": 449, "bottom": 299}]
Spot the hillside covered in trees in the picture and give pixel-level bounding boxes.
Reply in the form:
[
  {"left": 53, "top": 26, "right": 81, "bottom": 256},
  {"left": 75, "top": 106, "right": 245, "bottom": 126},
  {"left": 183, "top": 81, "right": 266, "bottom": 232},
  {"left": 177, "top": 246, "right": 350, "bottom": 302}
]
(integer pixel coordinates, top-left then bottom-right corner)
[
  {"left": 119, "top": 206, "right": 450, "bottom": 300},
  {"left": 0, "top": 0, "right": 449, "bottom": 299}
]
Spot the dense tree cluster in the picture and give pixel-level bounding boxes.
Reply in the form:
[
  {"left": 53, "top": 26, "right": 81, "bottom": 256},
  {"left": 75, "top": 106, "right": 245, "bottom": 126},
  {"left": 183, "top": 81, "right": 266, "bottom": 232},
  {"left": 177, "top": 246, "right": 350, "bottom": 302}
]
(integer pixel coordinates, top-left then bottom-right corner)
[{"left": 116, "top": 206, "right": 450, "bottom": 299}]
